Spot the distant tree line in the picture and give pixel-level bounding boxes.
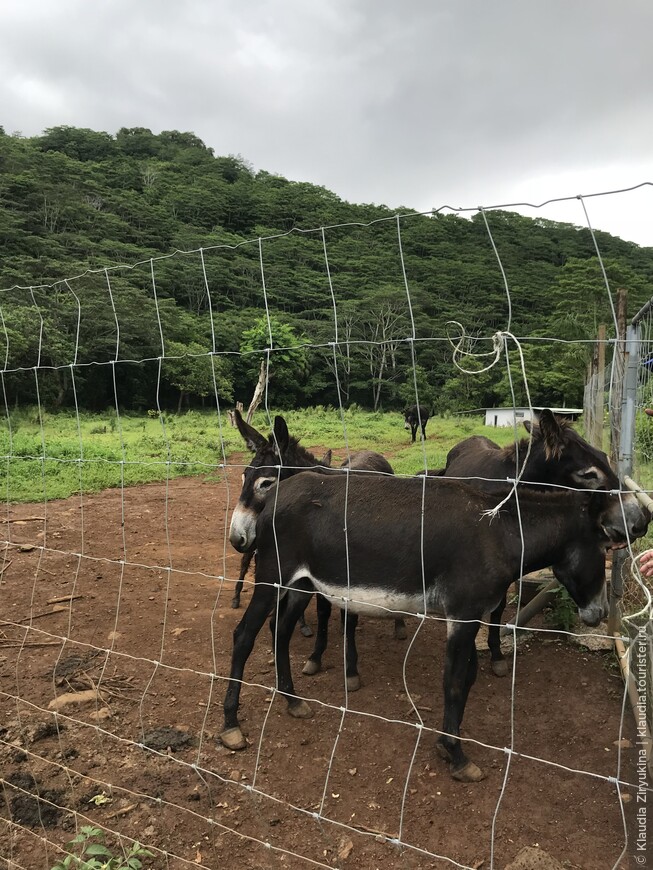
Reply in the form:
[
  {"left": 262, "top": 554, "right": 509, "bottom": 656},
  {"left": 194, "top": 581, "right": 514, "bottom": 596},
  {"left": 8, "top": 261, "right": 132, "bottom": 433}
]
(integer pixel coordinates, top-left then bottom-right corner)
[{"left": 1, "top": 124, "right": 652, "bottom": 413}]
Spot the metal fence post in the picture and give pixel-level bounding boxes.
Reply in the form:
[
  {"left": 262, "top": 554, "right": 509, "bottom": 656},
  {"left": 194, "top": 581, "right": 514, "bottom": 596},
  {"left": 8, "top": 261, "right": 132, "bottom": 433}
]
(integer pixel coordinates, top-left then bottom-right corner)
[{"left": 608, "top": 322, "right": 641, "bottom": 634}]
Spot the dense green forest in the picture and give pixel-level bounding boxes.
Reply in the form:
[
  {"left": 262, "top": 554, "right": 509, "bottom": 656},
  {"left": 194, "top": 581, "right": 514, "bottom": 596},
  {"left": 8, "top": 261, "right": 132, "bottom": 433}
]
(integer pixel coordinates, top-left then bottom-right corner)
[{"left": 1, "top": 124, "right": 652, "bottom": 414}]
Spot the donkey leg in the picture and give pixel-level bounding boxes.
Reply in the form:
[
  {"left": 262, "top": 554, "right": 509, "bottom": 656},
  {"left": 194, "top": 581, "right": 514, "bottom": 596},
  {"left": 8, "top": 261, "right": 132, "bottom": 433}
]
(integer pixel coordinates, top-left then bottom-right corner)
[
  {"left": 394, "top": 617, "right": 408, "bottom": 640},
  {"left": 268, "top": 593, "right": 289, "bottom": 645},
  {"left": 303, "top": 594, "right": 331, "bottom": 675},
  {"left": 221, "top": 582, "right": 276, "bottom": 749},
  {"left": 273, "top": 586, "right": 314, "bottom": 719},
  {"left": 461, "top": 639, "right": 479, "bottom": 710},
  {"left": 298, "top": 609, "right": 314, "bottom": 638},
  {"left": 488, "top": 594, "right": 509, "bottom": 677},
  {"left": 341, "top": 608, "right": 361, "bottom": 692},
  {"left": 268, "top": 589, "right": 313, "bottom": 639},
  {"left": 232, "top": 550, "right": 254, "bottom": 609},
  {"left": 436, "top": 620, "right": 485, "bottom": 782}
]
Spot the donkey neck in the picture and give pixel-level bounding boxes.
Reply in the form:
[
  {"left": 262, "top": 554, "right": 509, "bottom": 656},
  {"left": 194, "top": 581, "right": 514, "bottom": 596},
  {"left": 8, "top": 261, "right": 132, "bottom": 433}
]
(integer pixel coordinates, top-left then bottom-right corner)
[
  {"left": 498, "top": 490, "right": 594, "bottom": 575},
  {"left": 278, "top": 439, "right": 325, "bottom": 477},
  {"left": 506, "top": 438, "right": 553, "bottom": 482}
]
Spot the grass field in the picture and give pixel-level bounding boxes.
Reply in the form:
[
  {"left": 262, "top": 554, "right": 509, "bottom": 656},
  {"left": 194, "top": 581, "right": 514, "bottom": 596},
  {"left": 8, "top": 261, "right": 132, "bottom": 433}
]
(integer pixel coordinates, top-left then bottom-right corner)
[{"left": 0, "top": 406, "right": 522, "bottom": 503}]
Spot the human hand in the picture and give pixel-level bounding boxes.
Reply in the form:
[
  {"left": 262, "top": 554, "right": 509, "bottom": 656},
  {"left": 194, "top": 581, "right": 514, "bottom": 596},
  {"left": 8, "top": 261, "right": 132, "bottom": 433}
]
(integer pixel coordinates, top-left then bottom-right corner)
[{"left": 638, "top": 548, "right": 653, "bottom": 577}]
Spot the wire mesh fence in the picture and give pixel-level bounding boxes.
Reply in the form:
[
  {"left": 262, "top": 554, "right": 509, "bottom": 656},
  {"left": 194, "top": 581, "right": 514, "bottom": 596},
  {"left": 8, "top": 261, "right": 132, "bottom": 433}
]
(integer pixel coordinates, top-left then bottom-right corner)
[{"left": 0, "top": 187, "right": 652, "bottom": 870}]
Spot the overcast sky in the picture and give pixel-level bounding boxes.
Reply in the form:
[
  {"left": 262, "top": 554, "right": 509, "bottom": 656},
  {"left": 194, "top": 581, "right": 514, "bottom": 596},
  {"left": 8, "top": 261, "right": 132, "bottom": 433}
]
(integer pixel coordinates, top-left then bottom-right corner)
[{"left": 2, "top": 0, "right": 652, "bottom": 246}]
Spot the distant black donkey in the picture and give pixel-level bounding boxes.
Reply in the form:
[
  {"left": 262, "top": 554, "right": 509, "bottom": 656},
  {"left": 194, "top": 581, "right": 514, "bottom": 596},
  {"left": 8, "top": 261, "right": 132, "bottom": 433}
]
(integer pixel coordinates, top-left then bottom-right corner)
[{"left": 403, "top": 404, "right": 430, "bottom": 442}]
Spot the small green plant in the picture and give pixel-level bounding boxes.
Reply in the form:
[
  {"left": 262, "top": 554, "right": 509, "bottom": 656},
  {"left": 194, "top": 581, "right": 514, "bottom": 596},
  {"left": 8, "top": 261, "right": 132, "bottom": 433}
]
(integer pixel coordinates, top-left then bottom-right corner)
[
  {"left": 51, "top": 825, "right": 153, "bottom": 870},
  {"left": 87, "top": 792, "right": 112, "bottom": 808},
  {"left": 544, "top": 586, "right": 578, "bottom": 634}
]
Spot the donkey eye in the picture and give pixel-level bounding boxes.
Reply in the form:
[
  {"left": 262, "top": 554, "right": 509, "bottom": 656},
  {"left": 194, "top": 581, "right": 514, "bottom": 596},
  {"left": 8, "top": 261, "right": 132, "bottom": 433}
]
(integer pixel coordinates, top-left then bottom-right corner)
[{"left": 579, "top": 469, "right": 599, "bottom": 480}]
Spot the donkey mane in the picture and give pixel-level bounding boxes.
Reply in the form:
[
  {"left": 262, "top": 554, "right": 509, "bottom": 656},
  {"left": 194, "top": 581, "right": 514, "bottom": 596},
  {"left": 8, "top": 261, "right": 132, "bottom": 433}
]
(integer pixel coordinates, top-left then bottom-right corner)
[
  {"left": 428, "top": 475, "right": 595, "bottom": 513},
  {"left": 261, "top": 433, "right": 318, "bottom": 467},
  {"left": 500, "top": 418, "right": 574, "bottom": 463}
]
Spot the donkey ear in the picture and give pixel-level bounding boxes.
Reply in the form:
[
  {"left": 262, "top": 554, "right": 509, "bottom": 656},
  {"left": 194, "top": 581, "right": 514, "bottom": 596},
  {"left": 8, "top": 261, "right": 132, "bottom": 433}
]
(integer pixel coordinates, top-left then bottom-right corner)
[
  {"left": 234, "top": 408, "right": 267, "bottom": 453},
  {"left": 272, "top": 416, "right": 290, "bottom": 455},
  {"left": 320, "top": 448, "right": 333, "bottom": 467},
  {"left": 537, "top": 409, "right": 566, "bottom": 458}
]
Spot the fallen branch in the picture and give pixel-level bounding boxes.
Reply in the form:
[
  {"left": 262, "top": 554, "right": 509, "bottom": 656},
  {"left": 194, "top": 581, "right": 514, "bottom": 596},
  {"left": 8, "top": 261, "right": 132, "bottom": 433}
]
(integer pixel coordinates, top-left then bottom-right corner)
[
  {"left": 47, "top": 594, "right": 83, "bottom": 605},
  {"left": 15, "top": 606, "right": 69, "bottom": 623},
  {"left": 351, "top": 822, "right": 398, "bottom": 840},
  {"left": 1, "top": 516, "right": 45, "bottom": 523},
  {"left": 0, "top": 641, "right": 62, "bottom": 648},
  {"left": 406, "top": 705, "right": 433, "bottom": 716},
  {"left": 48, "top": 688, "right": 99, "bottom": 711},
  {"left": 105, "top": 803, "right": 139, "bottom": 820}
]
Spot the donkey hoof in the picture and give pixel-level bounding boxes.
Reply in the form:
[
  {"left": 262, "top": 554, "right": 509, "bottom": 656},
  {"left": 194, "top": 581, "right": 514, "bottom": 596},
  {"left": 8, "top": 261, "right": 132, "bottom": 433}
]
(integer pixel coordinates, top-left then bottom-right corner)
[
  {"left": 288, "top": 699, "right": 313, "bottom": 719},
  {"left": 491, "top": 659, "right": 509, "bottom": 677},
  {"left": 451, "top": 761, "right": 485, "bottom": 783},
  {"left": 300, "top": 623, "right": 314, "bottom": 638},
  {"left": 394, "top": 622, "right": 408, "bottom": 641},
  {"left": 302, "top": 659, "right": 321, "bottom": 676},
  {"left": 230, "top": 598, "right": 240, "bottom": 610},
  {"left": 219, "top": 727, "right": 247, "bottom": 751},
  {"left": 346, "top": 674, "right": 361, "bottom": 692}
]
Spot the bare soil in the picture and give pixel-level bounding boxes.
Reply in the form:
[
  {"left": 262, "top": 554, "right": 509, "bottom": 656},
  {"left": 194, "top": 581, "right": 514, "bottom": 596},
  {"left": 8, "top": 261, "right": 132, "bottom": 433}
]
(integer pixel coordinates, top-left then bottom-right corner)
[{"left": 0, "top": 463, "right": 642, "bottom": 869}]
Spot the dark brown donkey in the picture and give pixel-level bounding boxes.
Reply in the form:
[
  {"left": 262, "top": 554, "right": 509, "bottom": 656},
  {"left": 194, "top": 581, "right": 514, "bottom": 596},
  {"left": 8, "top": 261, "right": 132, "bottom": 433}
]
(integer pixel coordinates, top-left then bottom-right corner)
[
  {"left": 433, "top": 409, "right": 622, "bottom": 676},
  {"left": 220, "top": 472, "right": 648, "bottom": 782},
  {"left": 229, "top": 410, "right": 406, "bottom": 674},
  {"left": 403, "top": 404, "right": 430, "bottom": 443}
]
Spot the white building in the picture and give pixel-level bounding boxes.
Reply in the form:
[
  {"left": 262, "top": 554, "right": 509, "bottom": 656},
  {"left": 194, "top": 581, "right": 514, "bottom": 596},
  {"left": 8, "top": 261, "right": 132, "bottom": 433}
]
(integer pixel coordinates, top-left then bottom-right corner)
[{"left": 484, "top": 407, "right": 583, "bottom": 428}]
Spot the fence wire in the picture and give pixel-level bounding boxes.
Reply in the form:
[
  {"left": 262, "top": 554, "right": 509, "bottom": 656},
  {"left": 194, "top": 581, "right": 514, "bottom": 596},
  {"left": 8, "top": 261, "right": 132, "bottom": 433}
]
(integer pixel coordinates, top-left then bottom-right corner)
[{"left": 0, "top": 187, "right": 651, "bottom": 870}]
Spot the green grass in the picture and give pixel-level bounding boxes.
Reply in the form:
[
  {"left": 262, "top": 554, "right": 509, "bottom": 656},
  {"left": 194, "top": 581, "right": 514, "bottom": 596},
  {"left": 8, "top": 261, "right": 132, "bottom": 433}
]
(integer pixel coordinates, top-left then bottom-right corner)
[
  {"left": 264, "top": 405, "right": 518, "bottom": 475},
  {"left": 0, "top": 405, "right": 521, "bottom": 503},
  {"left": 0, "top": 407, "right": 234, "bottom": 502}
]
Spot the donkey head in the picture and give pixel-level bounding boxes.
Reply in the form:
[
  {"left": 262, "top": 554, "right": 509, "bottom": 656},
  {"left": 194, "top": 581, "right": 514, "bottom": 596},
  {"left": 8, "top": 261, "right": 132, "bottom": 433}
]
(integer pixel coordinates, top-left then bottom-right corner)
[
  {"left": 229, "top": 410, "right": 331, "bottom": 552},
  {"left": 555, "top": 486, "right": 649, "bottom": 626},
  {"left": 523, "top": 409, "right": 619, "bottom": 491}
]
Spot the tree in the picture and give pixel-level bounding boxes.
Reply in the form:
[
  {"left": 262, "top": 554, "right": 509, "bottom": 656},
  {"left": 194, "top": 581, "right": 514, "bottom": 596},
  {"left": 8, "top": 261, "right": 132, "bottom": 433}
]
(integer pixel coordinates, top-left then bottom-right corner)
[
  {"left": 163, "top": 341, "right": 233, "bottom": 411},
  {"left": 37, "top": 126, "right": 115, "bottom": 161},
  {"left": 238, "top": 316, "right": 308, "bottom": 408},
  {"left": 1, "top": 126, "right": 652, "bottom": 416}
]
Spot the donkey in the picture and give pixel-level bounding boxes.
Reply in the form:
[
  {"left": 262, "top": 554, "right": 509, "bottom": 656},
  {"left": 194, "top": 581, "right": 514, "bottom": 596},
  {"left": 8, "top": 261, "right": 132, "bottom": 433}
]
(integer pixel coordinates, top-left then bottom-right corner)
[
  {"left": 230, "top": 411, "right": 332, "bottom": 637},
  {"left": 432, "top": 409, "right": 622, "bottom": 676},
  {"left": 403, "top": 404, "right": 430, "bottom": 443},
  {"left": 220, "top": 472, "right": 648, "bottom": 782},
  {"left": 229, "top": 410, "right": 407, "bottom": 659}
]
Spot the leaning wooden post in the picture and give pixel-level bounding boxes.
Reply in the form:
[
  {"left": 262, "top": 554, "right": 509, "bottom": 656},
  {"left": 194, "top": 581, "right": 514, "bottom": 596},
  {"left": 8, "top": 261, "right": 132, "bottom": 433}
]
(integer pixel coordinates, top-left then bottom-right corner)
[
  {"left": 584, "top": 324, "right": 607, "bottom": 449},
  {"left": 584, "top": 344, "right": 597, "bottom": 445},
  {"left": 593, "top": 324, "right": 606, "bottom": 450},
  {"left": 499, "top": 580, "right": 558, "bottom": 638},
  {"left": 246, "top": 359, "right": 268, "bottom": 423}
]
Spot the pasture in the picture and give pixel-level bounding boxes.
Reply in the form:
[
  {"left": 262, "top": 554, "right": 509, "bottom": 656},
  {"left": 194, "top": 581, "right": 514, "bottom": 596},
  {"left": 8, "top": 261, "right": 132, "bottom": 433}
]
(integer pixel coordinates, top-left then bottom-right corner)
[
  {"left": 0, "top": 408, "right": 645, "bottom": 869},
  {"left": 0, "top": 406, "right": 519, "bottom": 503}
]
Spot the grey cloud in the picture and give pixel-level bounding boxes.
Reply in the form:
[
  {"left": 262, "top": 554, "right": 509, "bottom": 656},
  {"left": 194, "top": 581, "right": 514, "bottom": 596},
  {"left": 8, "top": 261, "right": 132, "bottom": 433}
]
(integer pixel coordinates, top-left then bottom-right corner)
[{"left": 1, "top": 0, "right": 652, "bottom": 239}]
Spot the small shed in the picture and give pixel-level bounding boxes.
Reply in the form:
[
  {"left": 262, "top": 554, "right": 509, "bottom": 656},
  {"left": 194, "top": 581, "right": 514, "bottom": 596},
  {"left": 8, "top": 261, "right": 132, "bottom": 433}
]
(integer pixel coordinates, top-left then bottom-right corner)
[{"left": 484, "top": 407, "right": 583, "bottom": 428}]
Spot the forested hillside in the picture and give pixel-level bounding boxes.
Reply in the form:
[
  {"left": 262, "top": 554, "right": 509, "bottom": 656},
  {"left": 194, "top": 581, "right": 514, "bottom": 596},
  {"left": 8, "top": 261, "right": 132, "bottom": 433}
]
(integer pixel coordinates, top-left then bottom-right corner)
[{"left": 1, "top": 125, "right": 652, "bottom": 413}]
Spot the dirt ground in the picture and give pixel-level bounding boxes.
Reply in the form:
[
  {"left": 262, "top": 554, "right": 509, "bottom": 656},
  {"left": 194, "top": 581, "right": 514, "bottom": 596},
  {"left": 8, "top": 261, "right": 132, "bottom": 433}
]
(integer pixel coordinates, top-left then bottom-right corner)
[{"left": 0, "top": 460, "right": 643, "bottom": 870}]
